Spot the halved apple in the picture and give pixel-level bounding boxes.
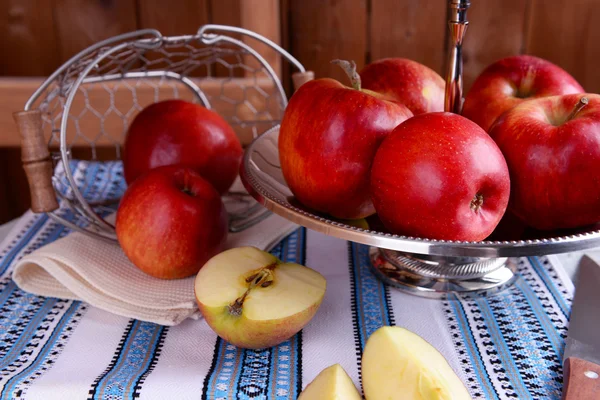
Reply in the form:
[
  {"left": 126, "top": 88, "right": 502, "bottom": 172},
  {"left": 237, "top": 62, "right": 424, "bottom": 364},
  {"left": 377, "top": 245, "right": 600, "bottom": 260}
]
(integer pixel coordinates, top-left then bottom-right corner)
[
  {"left": 362, "top": 326, "right": 471, "bottom": 400},
  {"left": 298, "top": 364, "right": 362, "bottom": 400},
  {"left": 194, "top": 246, "right": 326, "bottom": 349}
]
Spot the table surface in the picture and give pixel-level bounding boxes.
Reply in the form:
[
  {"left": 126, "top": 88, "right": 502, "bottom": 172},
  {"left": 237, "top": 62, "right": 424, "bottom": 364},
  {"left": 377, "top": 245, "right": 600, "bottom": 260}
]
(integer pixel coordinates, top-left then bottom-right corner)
[{"left": 1, "top": 217, "right": 598, "bottom": 283}]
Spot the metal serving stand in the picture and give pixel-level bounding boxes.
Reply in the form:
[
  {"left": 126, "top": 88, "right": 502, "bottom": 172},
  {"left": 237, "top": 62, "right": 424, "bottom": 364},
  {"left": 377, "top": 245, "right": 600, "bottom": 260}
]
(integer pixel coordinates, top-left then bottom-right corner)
[{"left": 239, "top": 0, "right": 600, "bottom": 297}]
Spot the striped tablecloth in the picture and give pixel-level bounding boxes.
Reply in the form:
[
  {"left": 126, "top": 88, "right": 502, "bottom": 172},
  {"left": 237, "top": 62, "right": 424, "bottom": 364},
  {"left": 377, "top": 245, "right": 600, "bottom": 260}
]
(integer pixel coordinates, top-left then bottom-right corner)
[{"left": 0, "top": 162, "right": 572, "bottom": 399}]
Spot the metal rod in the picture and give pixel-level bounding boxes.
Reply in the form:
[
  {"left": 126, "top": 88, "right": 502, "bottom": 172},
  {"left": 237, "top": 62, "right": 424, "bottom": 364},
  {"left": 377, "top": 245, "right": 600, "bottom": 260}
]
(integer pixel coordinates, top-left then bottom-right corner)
[{"left": 444, "top": 0, "right": 470, "bottom": 114}]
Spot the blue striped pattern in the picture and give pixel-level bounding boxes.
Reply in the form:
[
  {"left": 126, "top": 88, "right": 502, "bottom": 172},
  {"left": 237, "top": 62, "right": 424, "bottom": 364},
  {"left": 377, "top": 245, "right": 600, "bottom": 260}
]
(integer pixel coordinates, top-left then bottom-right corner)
[
  {"left": 88, "top": 320, "right": 167, "bottom": 400},
  {"left": 445, "top": 257, "right": 571, "bottom": 399},
  {"left": 347, "top": 242, "right": 394, "bottom": 389},
  {"left": 0, "top": 161, "right": 125, "bottom": 399},
  {"left": 348, "top": 243, "right": 394, "bottom": 351},
  {"left": 202, "top": 228, "right": 306, "bottom": 399},
  {"left": 0, "top": 159, "right": 581, "bottom": 399},
  {"left": 528, "top": 257, "right": 571, "bottom": 318}
]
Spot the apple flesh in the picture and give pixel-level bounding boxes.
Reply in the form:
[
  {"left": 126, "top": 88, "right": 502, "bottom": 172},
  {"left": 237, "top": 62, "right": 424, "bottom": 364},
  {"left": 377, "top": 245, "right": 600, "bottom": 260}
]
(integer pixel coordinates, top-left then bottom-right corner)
[
  {"left": 279, "top": 60, "right": 413, "bottom": 220},
  {"left": 298, "top": 364, "right": 361, "bottom": 400},
  {"left": 123, "top": 99, "right": 242, "bottom": 194},
  {"left": 116, "top": 165, "right": 228, "bottom": 279},
  {"left": 360, "top": 58, "right": 445, "bottom": 115},
  {"left": 489, "top": 94, "right": 600, "bottom": 230},
  {"left": 370, "top": 112, "right": 510, "bottom": 242},
  {"left": 362, "top": 326, "right": 470, "bottom": 400},
  {"left": 462, "top": 55, "right": 584, "bottom": 131},
  {"left": 194, "top": 246, "right": 326, "bottom": 349}
]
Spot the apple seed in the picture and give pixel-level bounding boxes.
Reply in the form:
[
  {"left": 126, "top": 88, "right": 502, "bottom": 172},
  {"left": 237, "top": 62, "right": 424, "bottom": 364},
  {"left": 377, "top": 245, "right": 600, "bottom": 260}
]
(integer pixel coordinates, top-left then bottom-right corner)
[{"left": 228, "top": 263, "right": 277, "bottom": 316}]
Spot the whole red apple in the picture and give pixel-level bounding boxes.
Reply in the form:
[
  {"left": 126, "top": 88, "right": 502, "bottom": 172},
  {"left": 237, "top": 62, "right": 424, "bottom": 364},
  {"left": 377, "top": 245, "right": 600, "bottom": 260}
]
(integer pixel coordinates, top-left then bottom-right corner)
[
  {"left": 489, "top": 93, "right": 600, "bottom": 230},
  {"left": 123, "top": 99, "right": 242, "bottom": 194},
  {"left": 279, "top": 60, "right": 413, "bottom": 220},
  {"left": 371, "top": 112, "right": 510, "bottom": 241},
  {"left": 462, "top": 55, "right": 584, "bottom": 131},
  {"left": 360, "top": 58, "right": 445, "bottom": 115},
  {"left": 116, "top": 165, "right": 228, "bottom": 279}
]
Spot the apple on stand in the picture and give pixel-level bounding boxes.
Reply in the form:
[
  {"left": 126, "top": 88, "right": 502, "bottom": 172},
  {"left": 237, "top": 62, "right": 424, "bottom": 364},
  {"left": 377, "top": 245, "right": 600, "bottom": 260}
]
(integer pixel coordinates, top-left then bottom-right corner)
[
  {"left": 123, "top": 99, "right": 242, "bottom": 194},
  {"left": 370, "top": 112, "right": 510, "bottom": 242},
  {"left": 194, "top": 247, "right": 326, "bottom": 349},
  {"left": 116, "top": 165, "right": 228, "bottom": 279},
  {"left": 279, "top": 60, "right": 413, "bottom": 220},
  {"left": 489, "top": 93, "right": 600, "bottom": 230},
  {"left": 360, "top": 57, "right": 446, "bottom": 115},
  {"left": 462, "top": 55, "right": 584, "bottom": 131}
]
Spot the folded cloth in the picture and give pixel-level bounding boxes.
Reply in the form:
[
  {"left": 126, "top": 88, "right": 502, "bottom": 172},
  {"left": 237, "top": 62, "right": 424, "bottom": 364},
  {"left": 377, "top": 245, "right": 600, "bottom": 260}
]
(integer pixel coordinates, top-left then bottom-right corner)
[{"left": 11, "top": 161, "right": 297, "bottom": 326}]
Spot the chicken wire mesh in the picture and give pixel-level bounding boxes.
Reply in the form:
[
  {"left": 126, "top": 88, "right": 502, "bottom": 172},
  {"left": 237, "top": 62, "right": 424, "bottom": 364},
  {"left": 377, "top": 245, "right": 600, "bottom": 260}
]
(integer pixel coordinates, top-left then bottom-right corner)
[{"left": 23, "top": 25, "right": 307, "bottom": 242}]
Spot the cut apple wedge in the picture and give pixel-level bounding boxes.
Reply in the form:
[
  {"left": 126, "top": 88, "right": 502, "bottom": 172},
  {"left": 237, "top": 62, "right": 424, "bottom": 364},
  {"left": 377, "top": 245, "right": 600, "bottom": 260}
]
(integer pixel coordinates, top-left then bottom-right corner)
[
  {"left": 362, "top": 326, "right": 471, "bottom": 400},
  {"left": 298, "top": 364, "right": 362, "bottom": 400},
  {"left": 194, "top": 246, "right": 326, "bottom": 349}
]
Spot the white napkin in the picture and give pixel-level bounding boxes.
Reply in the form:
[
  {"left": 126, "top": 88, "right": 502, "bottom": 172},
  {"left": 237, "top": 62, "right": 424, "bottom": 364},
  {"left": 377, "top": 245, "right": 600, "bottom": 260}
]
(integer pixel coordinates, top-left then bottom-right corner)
[{"left": 12, "top": 193, "right": 297, "bottom": 326}]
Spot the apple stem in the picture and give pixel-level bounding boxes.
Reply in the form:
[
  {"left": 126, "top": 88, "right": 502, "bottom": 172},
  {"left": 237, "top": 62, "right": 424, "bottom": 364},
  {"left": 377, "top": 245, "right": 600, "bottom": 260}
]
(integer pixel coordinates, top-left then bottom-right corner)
[
  {"left": 331, "top": 59, "right": 361, "bottom": 90},
  {"left": 228, "top": 265, "right": 276, "bottom": 317},
  {"left": 567, "top": 96, "right": 589, "bottom": 121}
]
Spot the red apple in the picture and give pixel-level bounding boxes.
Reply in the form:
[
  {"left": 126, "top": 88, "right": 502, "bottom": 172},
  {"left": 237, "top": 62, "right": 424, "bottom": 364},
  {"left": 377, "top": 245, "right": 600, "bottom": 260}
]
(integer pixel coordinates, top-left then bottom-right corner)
[
  {"left": 360, "top": 58, "right": 445, "bottom": 115},
  {"left": 279, "top": 60, "right": 413, "bottom": 220},
  {"left": 371, "top": 112, "right": 510, "bottom": 241},
  {"left": 123, "top": 99, "right": 242, "bottom": 194},
  {"left": 489, "top": 93, "right": 600, "bottom": 230},
  {"left": 116, "top": 165, "right": 228, "bottom": 279},
  {"left": 462, "top": 55, "right": 584, "bottom": 131}
]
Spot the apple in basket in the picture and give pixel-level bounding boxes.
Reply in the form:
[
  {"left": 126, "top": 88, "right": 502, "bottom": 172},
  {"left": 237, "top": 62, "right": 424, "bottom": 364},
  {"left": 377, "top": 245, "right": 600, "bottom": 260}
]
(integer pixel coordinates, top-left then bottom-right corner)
[
  {"left": 370, "top": 112, "right": 510, "bottom": 241},
  {"left": 279, "top": 59, "right": 413, "bottom": 220},
  {"left": 123, "top": 99, "right": 243, "bottom": 194},
  {"left": 194, "top": 246, "right": 326, "bottom": 349},
  {"left": 360, "top": 57, "right": 446, "bottom": 115},
  {"left": 116, "top": 165, "right": 228, "bottom": 279},
  {"left": 462, "top": 55, "right": 584, "bottom": 131},
  {"left": 489, "top": 93, "right": 600, "bottom": 231}
]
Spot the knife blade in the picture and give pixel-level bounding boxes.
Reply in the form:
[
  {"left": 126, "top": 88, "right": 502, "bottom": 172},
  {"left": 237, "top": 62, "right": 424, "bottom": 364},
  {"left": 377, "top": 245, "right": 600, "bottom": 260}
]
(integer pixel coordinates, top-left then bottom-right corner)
[{"left": 562, "top": 255, "right": 600, "bottom": 400}]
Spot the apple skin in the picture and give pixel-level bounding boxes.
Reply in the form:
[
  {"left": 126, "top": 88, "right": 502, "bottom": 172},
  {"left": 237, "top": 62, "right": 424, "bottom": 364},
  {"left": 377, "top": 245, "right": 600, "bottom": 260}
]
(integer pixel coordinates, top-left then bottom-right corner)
[
  {"left": 123, "top": 99, "right": 242, "bottom": 194},
  {"left": 462, "top": 55, "right": 584, "bottom": 131},
  {"left": 279, "top": 78, "right": 413, "bottom": 220},
  {"left": 199, "top": 301, "right": 321, "bottom": 349},
  {"left": 360, "top": 58, "right": 445, "bottom": 115},
  {"left": 116, "top": 165, "right": 228, "bottom": 279},
  {"left": 489, "top": 93, "right": 600, "bottom": 230},
  {"left": 371, "top": 112, "right": 510, "bottom": 241}
]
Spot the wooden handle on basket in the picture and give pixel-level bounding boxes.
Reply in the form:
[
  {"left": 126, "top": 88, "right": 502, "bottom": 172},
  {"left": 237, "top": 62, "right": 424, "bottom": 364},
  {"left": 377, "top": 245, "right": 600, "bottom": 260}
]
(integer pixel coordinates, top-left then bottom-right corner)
[
  {"left": 292, "top": 71, "right": 315, "bottom": 91},
  {"left": 562, "top": 357, "right": 600, "bottom": 400},
  {"left": 13, "top": 110, "right": 59, "bottom": 213}
]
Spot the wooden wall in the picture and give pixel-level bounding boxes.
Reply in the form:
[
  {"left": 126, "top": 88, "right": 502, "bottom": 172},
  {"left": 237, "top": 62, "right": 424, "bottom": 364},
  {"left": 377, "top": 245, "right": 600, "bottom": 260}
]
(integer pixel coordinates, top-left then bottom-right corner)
[{"left": 1, "top": 0, "right": 599, "bottom": 223}]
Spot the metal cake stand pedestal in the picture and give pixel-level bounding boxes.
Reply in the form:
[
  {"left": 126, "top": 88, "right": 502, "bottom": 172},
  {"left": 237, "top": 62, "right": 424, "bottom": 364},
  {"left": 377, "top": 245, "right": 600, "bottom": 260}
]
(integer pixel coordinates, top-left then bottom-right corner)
[{"left": 239, "top": 0, "right": 600, "bottom": 299}]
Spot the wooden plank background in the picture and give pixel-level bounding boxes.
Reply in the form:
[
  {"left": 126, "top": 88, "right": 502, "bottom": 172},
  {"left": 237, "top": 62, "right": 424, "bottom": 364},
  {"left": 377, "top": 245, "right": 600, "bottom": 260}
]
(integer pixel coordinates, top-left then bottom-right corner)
[{"left": 1, "top": 0, "right": 600, "bottom": 223}]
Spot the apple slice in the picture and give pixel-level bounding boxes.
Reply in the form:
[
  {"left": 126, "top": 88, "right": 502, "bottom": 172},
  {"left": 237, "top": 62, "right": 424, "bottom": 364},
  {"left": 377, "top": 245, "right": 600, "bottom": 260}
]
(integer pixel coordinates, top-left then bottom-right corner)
[
  {"left": 194, "top": 246, "right": 326, "bottom": 349},
  {"left": 362, "top": 326, "right": 470, "bottom": 400},
  {"left": 298, "top": 364, "right": 362, "bottom": 400}
]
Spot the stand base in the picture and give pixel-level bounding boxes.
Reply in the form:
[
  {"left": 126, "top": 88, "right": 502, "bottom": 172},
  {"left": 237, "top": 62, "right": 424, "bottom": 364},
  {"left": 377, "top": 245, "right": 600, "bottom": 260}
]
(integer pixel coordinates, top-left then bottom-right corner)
[{"left": 369, "top": 247, "right": 517, "bottom": 299}]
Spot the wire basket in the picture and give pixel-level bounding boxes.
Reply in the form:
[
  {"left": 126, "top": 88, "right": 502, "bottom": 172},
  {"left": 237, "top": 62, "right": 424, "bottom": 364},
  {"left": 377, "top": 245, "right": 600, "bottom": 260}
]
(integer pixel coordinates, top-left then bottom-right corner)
[{"left": 14, "top": 25, "right": 313, "bottom": 243}]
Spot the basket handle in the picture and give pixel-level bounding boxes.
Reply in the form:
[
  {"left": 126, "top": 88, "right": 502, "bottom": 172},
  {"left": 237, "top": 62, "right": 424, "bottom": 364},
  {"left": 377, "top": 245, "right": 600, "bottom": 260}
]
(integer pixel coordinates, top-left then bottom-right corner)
[
  {"left": 13, "top": 110, "right": 59, "bottom": 213},
  {"left": 291, "top": 71, "right": 314, "bottom": 92}
]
